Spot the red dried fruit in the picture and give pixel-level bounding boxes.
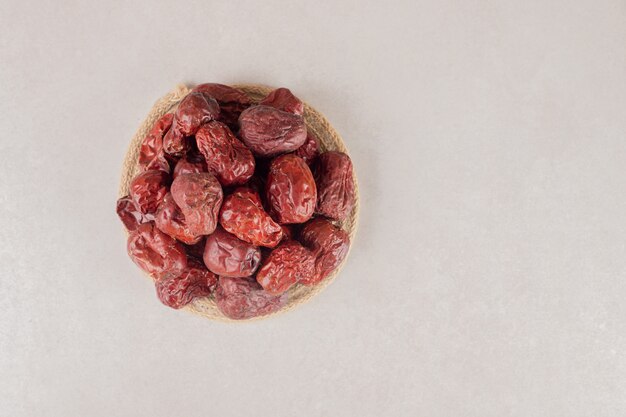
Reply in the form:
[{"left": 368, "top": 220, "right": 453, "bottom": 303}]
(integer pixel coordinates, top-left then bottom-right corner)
[
  {"left": 192, "top": 83, "right": 251, "bottom": 130},
  {"left": 162, "top": 126, "right": 188, "bottom": 156},
  {"left": 203, "top": 226, "right": 261, "bottom": 278},
  {"left": 256, "top": 240, "right": 315, "bottom": 295},
  {"left": 155, "top": 258, "right": 217, "bottom": 309},
  {"left": 266, "top": 154, "right": 317, "bottom": 224},
  {"left": 215, "top": 276, "right": 287, "bottom": 320},
  {"left": 171, "top": 173, "right": 223, "bottom": 236},
  {"left": 196, "top": 121, "right": 255, "bottom": 186},
  {"left": 294, "top": 131, "right": 320, "bottom": 165},
  {"left": 127, "top": 222, "right": 187, "bottom": 280},
  {"left": 259, "top": 87, "right": 304, "bottom": 116},
  {"left": 129, "top": 170, "right": 169, "bottom": 220},
  {"left": 219, "top": 187, "right": 283, "bottom": 248},
  {"left": 314, "top": 151, "right": 356, "bottom": 220},
  {"left": 174, "top": 92, "right": 220, "bottom": 136},
  {"left": 299, "top": 218, "right": 350, "bottom": 285},
  {"left": 238, "top": 105, "right": 307, "bottom": 157},
  {"left": 116, "top": 195, "right": 148, "bottom": 231},
  {"left": 154, "top": 193, "right": 202, "bottom": 245},
  {"left": 138, "top": 113, "right": 173, "bottom": 173},
  {"left": 173, "top": 157, "right": 205, "bottom": 180}
]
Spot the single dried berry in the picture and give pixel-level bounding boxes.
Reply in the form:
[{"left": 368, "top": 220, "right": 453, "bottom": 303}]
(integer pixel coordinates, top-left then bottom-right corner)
[
  {"left": 299, "top": 218, "right": 350, "bottom": 285},
  {"left": 162, "top": 126, "right": 188, "bottom": 156},
  {"left": 171, "top": 173, "right": 223, "bottom": 236},
  {"left": 138, "top": 113, "right": 173, "bottom": 173},
  {"left": 116, "top": 195, "right": 148, "bottom": 231},
  {"left": 266, "top": 154, "right": 317, "bottom": 224},
  {"left": 174, "top": 92, "right": 220, "bottom": 136},
  {"left": 196, "top": 121, "right": 255, "bottom": 186},
  {"left": 238, "top": 105, "right": 307, "bottom": 157},
  {"left": 294, "top": 131, "right": 320, "bottom": 165},
  {"left": 215, "top": 276, "right": 287, "bottom": 320},
  {"left": 173, "top": 157, "right": 205, "bottom": 180},
  {"left": 314, "top": 151, "right": 356, "bottom": 220},
  {"left": 129, "top": 170, "right": 170, "bottom": 220},
  {"left": 155, "top": 258, "right": 217, "bottom": 309},
  {"left": 127, "top": 222, "right": 187, "bottom": 280},
  {"left": 256, "top": 240, "right": 315, "bottom": 295},
  {"left": 192, "top": 83, "right": 251, "bottom": 130},
  {"left": 259, "top": 87, "right": 304, "bottom": 116},
  {"left": 154, "top": 193, "right": 202, "bottom": 245},
  {"left": 203, "top": 226, "right": 261, "bottom": 278},
  {"left": 220, "top": 187, "right": 283, "bottom": 247}
]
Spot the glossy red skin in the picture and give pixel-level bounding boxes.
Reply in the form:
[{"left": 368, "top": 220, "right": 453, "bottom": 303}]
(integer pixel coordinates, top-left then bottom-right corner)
[
  {"left": 256, "top": 240, "right": 316, "bottom": 295},
  {"left": 127, "top": 222, "right": 187, "bottom": 280},
  {"left": 129, "top": 170, "right": 170, "bottom": 220},
  {"left": 192, "top": 83, "right": 251, "bottom": 130},
  {"left": 238, "top": 105, "right": 307, "bottom": 157},
  {"left": 154, "top": 193, "right": 203, "bottom": 245},
  {"left": 155, "top": 258, "right": 217, "bottom": 309},
  {"left": 299, "top": 218, "right": 350, "bottom": 285},
  {"left": 138, "top": 113, "right": 173, "bottom": 173},
  {"left": 294, "top": 131, "right": 320, "bottom": 165},
  {"left": 116, "top": 195, "right": 148, "bottom": 231},
  {"left": 266, "top": 154, "right": 317, "bottom": 224},
  {"left": 215, "top": 276, "right": 287, "bottom": 320},
  {"left": 219, "top": 188, "right": 283, "bottom": 248},
  {"left": 259, "top": 88, "right": 304, "bottom": 116},
  {"left": 162, "top": 126, "right": 188, "bottom": 156},
  {"left": 174, "top": 92, "right": 220, "bottom": 136},
  {"left": 173, "top": 157, "right": 205, "bottom": 180},
  {"left": 196, "top": 121, "right": 255, "bottom": 186},
  {"left": 171, "top": 173, "right": 223, "bottom": 236},
  {"left": 314, "top": 151, "right": 356, "bottom": 220},
  {"left": 203, "top": 226, "right": 261, "bottom": 278}
]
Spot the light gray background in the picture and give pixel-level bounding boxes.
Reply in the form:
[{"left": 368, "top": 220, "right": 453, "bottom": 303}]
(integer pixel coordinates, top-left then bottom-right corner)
[{"left": 1, "top": 0, "right": 625, "bottom": 416}]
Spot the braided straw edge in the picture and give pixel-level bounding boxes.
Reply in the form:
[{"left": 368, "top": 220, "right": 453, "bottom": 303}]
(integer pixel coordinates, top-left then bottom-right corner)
[{"left": 119, "top": 84, "right": 360, "bottom": 323}]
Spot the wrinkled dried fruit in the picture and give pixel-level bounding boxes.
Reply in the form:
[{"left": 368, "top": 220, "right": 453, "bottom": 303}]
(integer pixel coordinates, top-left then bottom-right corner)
[
  {"left": 215, "top": 276, "right": 287, "bottom": 320},
  {"left": 299, "top": 218, "right": 350, "bottom": 285},
  {"left": 138, "top": 113, "right": 173, "bottom": 172},
  {"left": 162, "top": 126, "right": 188, "bottom": 156},
  {"left": 314, "top": 151, "right": 356, "bottom": 220},
  {"left": 127, "top": 222, "right": 187, "bottom": 280},
  {"left": 220, "top": 188, "right": 283, "bottom": 247},
  {"left": 266, "top": 154, "right": 316, "bottom": 224},
  {"left": 117, "top": 195, "right": 148, "bottom": 231},
  {"left": 192, "top": 83, "right": 251, "bottom": 130},
  {"left": 259, "top": 87, "right": 304, "bottom": 116},
  {"left": 154, "top": 193, "right": 202, "bottom": 245},
  {"left": 174, "top": 92, "right": 220, "bottom": 136},
  {"left": 294, "top": 131, "right": 320, "bottom": 165},
  {"left": 238, "top": 105, "right": 307, "bottom": 157},
  {"left": 155, "top": 258, "right": 217, "bottom": 309},
  {"left": 171, "top": 173, "right": 223, "bottom": 236},
  {"left": 256, "top": 240, "right": 315, "bottom": 294},
  {"left": 129, "top": 170, "right": 170, "bottom": 219},
  {"left": 196, "top": 121, "right": 255, "bottom": 186},
  {"left": 173, "top": 157, "right": 205, "bottom": 180},
  {"left": 203, "top": 226, "right": 261, "bottom": 277}
]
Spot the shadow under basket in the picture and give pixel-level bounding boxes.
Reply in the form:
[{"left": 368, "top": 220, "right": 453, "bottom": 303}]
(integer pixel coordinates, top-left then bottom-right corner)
[{"left": 119, "top": 84, "right": 360, "bottom": 322}]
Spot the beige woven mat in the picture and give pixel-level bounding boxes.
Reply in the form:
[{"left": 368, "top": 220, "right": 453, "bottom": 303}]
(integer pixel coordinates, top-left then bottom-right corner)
[{"left": 119, "top": 84, "right": 359, "bottom": 322}]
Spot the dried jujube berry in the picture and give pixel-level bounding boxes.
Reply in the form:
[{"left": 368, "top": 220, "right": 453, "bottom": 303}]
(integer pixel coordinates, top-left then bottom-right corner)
[
  {"left": 259, "top": 87, "right": 304, "bottom": 116},
  {"left": 266, "top": 154, "right": 316, "bottom": 224},
  {"left": 314, "top": 151, "right": 356, "bottom": 220},
  {"left": 173, "top": 92, "right": 220, "bottom": 136},
  {"left": 203, "top": 226, "right": 261, "bottom": 278},
  {"left": 299, "top": 218, "right": 350, "bottom": 285},
  {"left": 219, "top": 187, "right": 283, "bottom": 247},
  {"left": 138, "top": 113, "right": 173, "bottom": 173},
  {"left": 127, "top": 222, "right": 187, "bottom": 280},
  {"left": 238, "top": 105, "right": 307, "bottom": 157},
  {"left": 129, "top": 170, "right": 169, "bottom": 220},
  {"left": 171, "top": 172, "right": 223, "bottom": 236},
  {"left": 155, "top": 258, "right": 217, "bottom": 309},
  {"left": 256, "top": 240, "right": 316, "bottom": 295},
  {"left": 294, "top": 131, "right": 320, "bottom": 165},
  {"left": 192, "top": 83, "right": 251, "bottom": 130},
  {"left": 196, "top": 121, "right": 255, "bottom": 186},
  {"left": 173, "top": 157, "right": 205, "bottom": 180},
  {"left": 154, "top": 193, "right": 202, "bottom": 245},
  {"left": 116, "top": 195, "right": 148, "bottom": 231},
  {"left": 215, "top": 276, "right": 287, "bottom": 320}
]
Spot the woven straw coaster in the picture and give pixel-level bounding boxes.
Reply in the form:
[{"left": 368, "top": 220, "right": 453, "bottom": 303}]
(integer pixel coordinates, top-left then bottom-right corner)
[{"left": 119, "top": 84, "right": 359, "bottom": 322}]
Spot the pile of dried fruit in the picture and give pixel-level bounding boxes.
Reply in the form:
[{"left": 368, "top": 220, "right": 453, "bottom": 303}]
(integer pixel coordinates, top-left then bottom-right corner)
[{"left": 117, "top": 84, "right": 355, "bottom": 320}]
